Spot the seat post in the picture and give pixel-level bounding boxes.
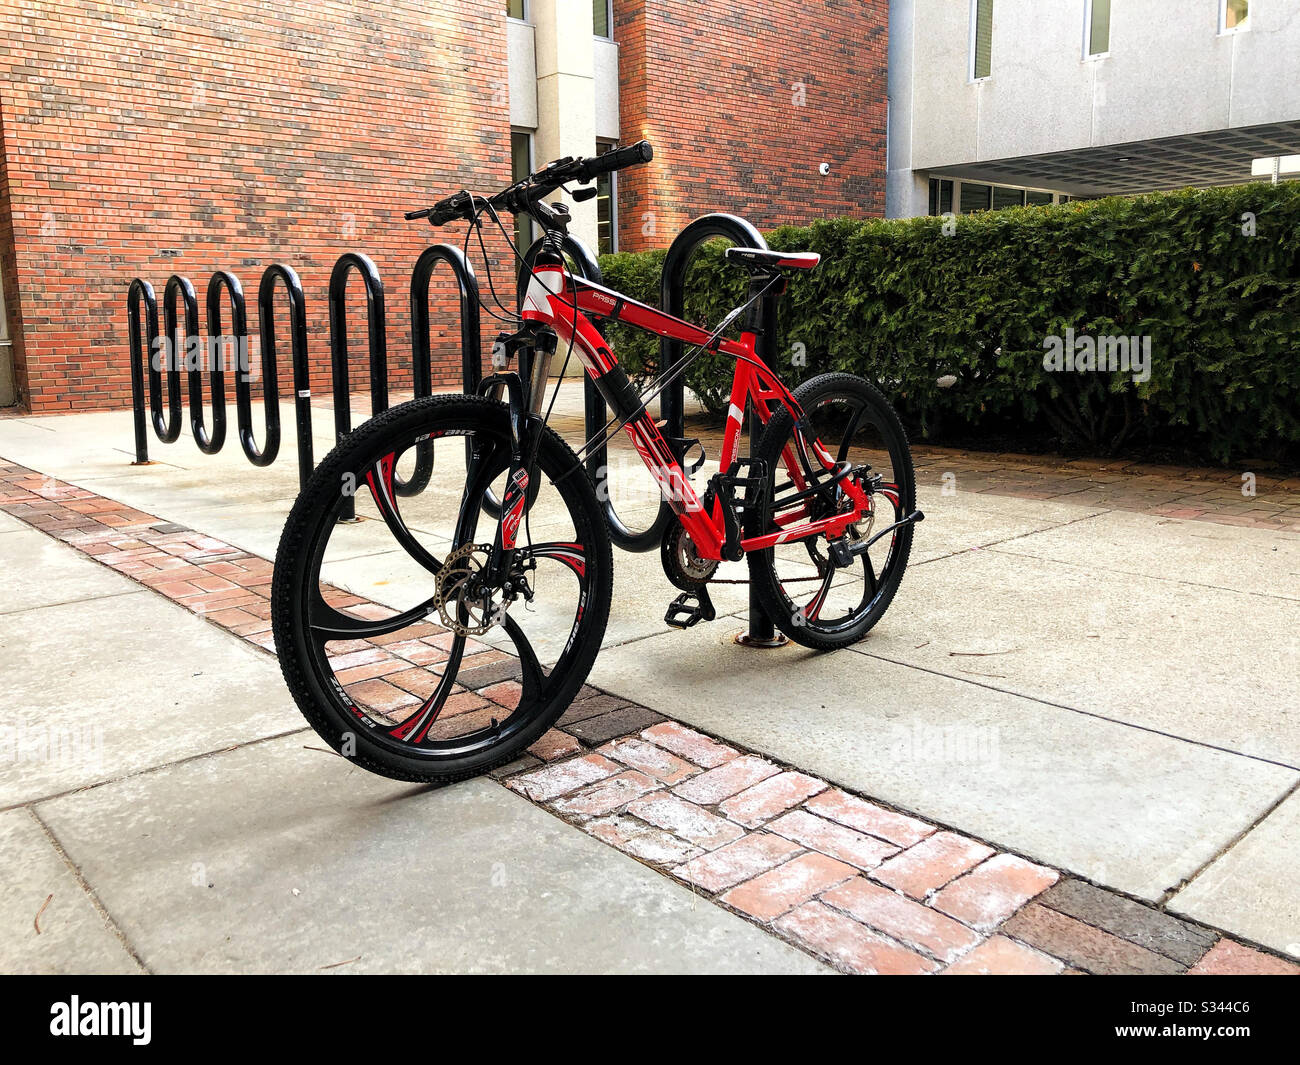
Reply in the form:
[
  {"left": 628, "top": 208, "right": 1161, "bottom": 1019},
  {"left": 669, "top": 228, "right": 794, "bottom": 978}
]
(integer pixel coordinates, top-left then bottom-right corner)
[{"left": 743, "top": 271, "right": 783, "bottom": 332}]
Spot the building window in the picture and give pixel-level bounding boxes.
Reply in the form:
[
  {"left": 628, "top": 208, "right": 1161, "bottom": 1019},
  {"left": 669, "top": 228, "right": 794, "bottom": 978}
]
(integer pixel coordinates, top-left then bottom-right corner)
[
  {"left": 511, "top": 130, "right": 534, "bottom": 249},
  {"left": 507, "top": 0, "right": 526, "bottom": 20},
  {"left": 1085, "top": 0, "right": 1110, "bottom": 56},
  {"left": 595, "top": 140, "right": 617, "bottom": 254},
  {"left": 960, "top": 182, "right": 992, "bottom": 214},
  {"left": 593, "top": 0, "right": 612, "bottom": 39},
  {"left": 929, "top": 179, "right": 1062, "bottom": 216},
  {"left": 928, "top": 178, "right": 954, "bottom": 216},
  {"left": 1220, "top": 0, "right": 1249, "bottom": 33},
  {"left": 970, "top": 0, "right": 993, "bottom": 80},
  {"left": 991, "top": 186, "right": 1024, "bottom": 210}
]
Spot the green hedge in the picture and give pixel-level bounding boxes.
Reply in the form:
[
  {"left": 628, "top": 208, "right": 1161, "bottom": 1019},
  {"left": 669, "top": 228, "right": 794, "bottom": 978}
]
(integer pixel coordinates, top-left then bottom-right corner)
[{"left": 598, "top": 182, "right": 1300, "bottom": 462}]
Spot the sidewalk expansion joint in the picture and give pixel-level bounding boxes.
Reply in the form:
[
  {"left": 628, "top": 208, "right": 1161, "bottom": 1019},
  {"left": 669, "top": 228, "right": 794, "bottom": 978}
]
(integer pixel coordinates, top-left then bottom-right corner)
[
  {"left": 849, "top": 647, "right": 1300, "bottom": 775},
  {"left": 26, "top": 806, "right": 151, "bottom": 975},
  {"left": 1158, "top": 776, "right": 1300, "bottom": 907}
]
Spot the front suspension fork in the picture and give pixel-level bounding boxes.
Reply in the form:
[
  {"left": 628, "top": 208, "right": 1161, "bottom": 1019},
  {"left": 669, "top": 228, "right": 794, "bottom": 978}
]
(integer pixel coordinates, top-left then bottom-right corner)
[{"left": 472, "top": 369, "right": 540, "bottom": 586}]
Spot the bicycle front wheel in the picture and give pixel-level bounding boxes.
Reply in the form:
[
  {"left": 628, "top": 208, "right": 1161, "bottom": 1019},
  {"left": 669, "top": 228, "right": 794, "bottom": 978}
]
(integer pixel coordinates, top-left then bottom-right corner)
[{"left": 271, "top": 394, "right": 613, "bottom": 783}]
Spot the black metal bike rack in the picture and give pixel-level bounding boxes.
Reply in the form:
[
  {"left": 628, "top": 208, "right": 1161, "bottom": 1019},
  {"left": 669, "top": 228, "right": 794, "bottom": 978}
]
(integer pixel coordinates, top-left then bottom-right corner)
[
  {"left": 128, "top": 246, "right": 484, "bottom": 519},
  {"left": 257, "top": 264, "right": 313, "bottom": 489},
  {"left": 659, "top": 213, "right": 783, "bottom": 646},
  {"left": 128, "top": 217, "right": 779, "bottom": 642}
]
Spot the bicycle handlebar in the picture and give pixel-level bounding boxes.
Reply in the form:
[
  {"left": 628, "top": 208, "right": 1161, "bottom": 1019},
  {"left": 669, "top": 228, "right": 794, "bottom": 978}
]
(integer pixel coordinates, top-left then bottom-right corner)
[
  {"left": 576, "top": 139, "right": 653, "bottom": 182},
  {"left": 405, "top": 141, "right": 653, "bottom": 228}
]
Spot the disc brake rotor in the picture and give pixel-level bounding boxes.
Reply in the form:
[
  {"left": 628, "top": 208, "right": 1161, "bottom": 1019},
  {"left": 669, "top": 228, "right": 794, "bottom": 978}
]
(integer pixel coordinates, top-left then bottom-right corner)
[{"left": 434, "top": 543, "right": 506, "bottom": 636}]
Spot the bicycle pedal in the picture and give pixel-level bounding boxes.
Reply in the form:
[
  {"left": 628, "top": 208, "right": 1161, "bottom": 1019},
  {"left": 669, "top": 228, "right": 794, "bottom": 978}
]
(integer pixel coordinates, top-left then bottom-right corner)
[{"left": 664, "top": 590, "right": 716, "bottom": 629}]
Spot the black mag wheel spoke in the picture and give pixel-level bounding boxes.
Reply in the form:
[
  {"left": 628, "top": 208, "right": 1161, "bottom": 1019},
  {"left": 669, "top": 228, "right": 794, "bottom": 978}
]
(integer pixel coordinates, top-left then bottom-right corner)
[
  {"left": 311, "top": 435, "right": 507, "bottom": 648},
  {"left": 501, "top": 614, "right": 547, "bottom": 707},
  {"left": 310, "top": 591, "right": 439, "bottom": 640},
  {"left": 387, "top": 630, "right": 470, "bottom": 744},
  {"left": 523, "top": 541, "right": 588, "bottom": 581},
  {"left": 803, "top": 565, "right": 835, "bottom": 622},
  {"left": 865, "top": 550, "right": 879, "bottom": 598},
  {"left": 835, "top": 401, "right": 869, "bottom": 465},
  {"left": 363, "top": 451, "right": 445, "bottom": 577},
  {"left": 776, "top": 398, "right": 897, "bottom": 626}
]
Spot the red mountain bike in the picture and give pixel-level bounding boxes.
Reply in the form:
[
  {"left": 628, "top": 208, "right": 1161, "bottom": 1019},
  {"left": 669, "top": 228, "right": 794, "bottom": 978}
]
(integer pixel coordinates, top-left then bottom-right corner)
[{"left": 272, "top": 141, "right": 922, "bottom": 782}]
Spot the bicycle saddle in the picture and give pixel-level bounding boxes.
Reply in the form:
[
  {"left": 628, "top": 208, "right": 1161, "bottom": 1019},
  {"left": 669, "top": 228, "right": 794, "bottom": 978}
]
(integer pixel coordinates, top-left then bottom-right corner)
[{"left": 723, "top": 247, "right": 821, "bottom": 271}]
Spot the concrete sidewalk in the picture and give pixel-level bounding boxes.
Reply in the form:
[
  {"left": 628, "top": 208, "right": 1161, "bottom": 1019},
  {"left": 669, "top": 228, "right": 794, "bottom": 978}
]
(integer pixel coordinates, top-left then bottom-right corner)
[
  {"left": 1, "top": 389, "right": 1297, "bottom": 969},
  {"left": 0, "top": 509, "right": 824, "bottom": 974}
]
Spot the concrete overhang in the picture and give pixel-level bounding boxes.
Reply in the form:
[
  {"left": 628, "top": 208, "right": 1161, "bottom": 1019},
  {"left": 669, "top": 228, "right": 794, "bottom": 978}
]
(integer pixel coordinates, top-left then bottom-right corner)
[{"left": 926, "top": 120, "right": 1300, "bottom": 196}]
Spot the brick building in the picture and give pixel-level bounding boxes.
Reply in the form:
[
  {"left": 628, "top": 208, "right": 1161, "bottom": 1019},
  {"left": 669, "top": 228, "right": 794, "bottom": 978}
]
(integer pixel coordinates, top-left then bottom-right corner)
[{"left": 0, "top": 0, "right": 888, "bottom": 413}]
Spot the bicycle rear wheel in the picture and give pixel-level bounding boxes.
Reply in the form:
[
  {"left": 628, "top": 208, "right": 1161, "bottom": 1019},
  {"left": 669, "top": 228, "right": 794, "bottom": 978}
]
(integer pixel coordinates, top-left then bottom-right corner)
[
  {"left": 745, "top": 373, "right": 915, "bottom": 650},
  {"left": 272, "top": 394, "right": 613, "bottom": 783}
]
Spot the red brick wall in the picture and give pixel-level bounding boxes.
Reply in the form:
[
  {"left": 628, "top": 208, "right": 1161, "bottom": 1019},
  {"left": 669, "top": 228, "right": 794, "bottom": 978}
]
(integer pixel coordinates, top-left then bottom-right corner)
[
  {"left": 0, "top": 0, "right": 513, "bottom": 413},
  {"left": 614, "top": 0, "right": 888, "bottom": 252}
]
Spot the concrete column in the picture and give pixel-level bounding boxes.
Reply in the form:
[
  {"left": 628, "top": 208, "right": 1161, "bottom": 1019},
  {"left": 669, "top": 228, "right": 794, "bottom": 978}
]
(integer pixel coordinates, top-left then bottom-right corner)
[{"left": 531, "top": 0, "right": 599, "bottom": 252}]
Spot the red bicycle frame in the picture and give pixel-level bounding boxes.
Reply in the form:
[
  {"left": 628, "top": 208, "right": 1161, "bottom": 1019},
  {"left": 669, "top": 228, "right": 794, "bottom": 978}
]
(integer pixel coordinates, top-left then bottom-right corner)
[{"left": 521, "top": 260, "right": 870, "bottom": 563}]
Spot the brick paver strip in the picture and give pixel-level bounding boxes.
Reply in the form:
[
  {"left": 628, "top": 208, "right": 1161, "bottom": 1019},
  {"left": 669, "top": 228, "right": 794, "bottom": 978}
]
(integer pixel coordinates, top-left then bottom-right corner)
[
  {"left": 624, "top": 792, "right": 746, "bottom": 851},
  {"left": 585, "top": 816, "right": 704, "bottom": 866},
  {"left": 872, "top": 831, "right": 996, "bottom": 900},
  {"left": 597, "top": 737, "right": 699, "bottom": 785},
  {"left": 4, "top": 456, "right": 1297, "bottom": 976},
  {"left": 822, "top": 877, "right": 981, "bottom": 963},
  {"left": 555, "top": 693, "right": 633, "bottom": 726},
  {"left": 1001, "top": 904, "right": 1185, "bottom": 975},
  {"left": 1039, "top": 878, "right": 1217, "bottom": 965},
  {"left": 1186, "top": 938, "right": 1300, "bottom": 976},
  {"left": 775, "top": 902, "right": 939, "bottom": 975},
  {"left": 527, "top": 729, "right": 583, "bottom": 763},
  {"left": 457, "top": 660, "right": 523, "bottom": 690},
  {"left": 562, "top": 704, "right": 666, "bottom": 746},
  {"left": 941, "top": 935, "right": 1064, "bottom": 975},
  {"left": 804, "top": 789, "right": 935, "bottom": 848},
  {"left": 720, "top": 853, "right": 857, "bottom": 921},
  {"left": 551, "top": 770, "right": 661, "bottom": 818},
  {"left": 672, "top": 754, "right": 779, "bottom": 804},
  {"left": 640, "top": 721, "right": 740, "bottom": 768},
  {"left": 674, "top": 832, "right": 801, "bottom": 892},
  {"left": 488, "top": 754, "right": 541, "bottom": 779},
  {"left": 719, "top": 771, "right": 827, "bottom": 828},
  {"left": 931, "top": 853, "right": 1059, "bottom": 930},
  {"left": 768, "top": 810, "right": 899, "bottom": 871},
  {"left": 508, "top": 753, "right": 620, "bottom": 803}
]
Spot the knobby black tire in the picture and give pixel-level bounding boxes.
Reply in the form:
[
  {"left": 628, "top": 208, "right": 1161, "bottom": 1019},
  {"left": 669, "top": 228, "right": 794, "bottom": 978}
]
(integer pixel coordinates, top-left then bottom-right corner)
[
  {"left": 745, "top": 373, "right": 916, "bottom": 651},
  {"left": 272, "top": 394, "right": 613, "bottom": 783}
]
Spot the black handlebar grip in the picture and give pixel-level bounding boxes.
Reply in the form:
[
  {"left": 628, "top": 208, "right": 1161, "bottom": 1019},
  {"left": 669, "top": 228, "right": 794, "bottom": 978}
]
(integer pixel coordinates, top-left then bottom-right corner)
[
  {"left": 404, "top": 207, "right": 433, "bottom": 221},
  {"left": 581, "top": 140, "right": 653, "bottom": 181}
]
